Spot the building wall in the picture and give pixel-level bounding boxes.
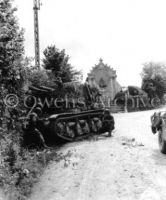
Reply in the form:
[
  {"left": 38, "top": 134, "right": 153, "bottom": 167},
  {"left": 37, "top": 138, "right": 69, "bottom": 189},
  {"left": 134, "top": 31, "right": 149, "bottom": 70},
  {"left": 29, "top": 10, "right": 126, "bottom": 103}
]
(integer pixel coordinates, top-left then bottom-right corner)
[{"left": 87, "top": 59, "right": 121, "bottom": 101}]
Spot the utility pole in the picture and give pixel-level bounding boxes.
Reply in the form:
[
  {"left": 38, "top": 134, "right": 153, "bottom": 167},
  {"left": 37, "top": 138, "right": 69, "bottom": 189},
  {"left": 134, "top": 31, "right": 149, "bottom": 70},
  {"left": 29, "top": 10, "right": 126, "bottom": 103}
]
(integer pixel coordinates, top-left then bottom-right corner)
[{"left": 33, "top": 0, "right": 41, "bottom": 69}]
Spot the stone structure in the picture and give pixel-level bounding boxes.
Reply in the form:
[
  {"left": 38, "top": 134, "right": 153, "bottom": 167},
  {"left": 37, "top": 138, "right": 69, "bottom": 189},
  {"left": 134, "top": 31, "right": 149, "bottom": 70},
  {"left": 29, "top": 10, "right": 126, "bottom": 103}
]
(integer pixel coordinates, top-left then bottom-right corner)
[{"left": 87, "top": 59, "right": 121, "bottom": 101}]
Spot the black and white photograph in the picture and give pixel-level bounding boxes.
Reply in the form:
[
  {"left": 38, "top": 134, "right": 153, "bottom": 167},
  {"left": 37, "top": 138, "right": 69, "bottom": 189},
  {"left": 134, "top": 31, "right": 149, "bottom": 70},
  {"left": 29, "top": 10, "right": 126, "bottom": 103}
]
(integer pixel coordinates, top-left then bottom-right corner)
[{"left": 1, "top": 0, "right": 166, "bottom": 199}]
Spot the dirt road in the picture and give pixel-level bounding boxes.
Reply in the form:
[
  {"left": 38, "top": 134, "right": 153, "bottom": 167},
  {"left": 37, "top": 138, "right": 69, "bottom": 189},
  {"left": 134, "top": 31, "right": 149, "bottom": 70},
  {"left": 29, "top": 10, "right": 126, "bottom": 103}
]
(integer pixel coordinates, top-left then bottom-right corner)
[{"left": 30, "top": 109, "right": 166, "bottom": 200}]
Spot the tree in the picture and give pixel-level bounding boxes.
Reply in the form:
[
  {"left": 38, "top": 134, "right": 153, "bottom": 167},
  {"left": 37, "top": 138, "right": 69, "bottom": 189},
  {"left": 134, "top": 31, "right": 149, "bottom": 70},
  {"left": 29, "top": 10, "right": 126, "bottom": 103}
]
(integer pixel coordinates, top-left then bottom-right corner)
[
  {"left": 26, "top": 67, "right": 53, "bottom": 87},
  {"left": 0, "top": 0, "right": 25, "bottom": 92},
  {"left": 141, "top": 62, "right": 166, "bottom": 100},
  {"left": 42, "top": 45, "right": 82, "bottom": 83}
]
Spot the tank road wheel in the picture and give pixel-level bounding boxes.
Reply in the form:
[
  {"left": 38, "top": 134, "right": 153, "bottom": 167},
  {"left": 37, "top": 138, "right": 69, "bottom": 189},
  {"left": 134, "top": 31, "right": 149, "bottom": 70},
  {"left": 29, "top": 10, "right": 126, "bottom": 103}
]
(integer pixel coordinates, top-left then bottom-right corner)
[
  {"left": 83, "top": 121, "right": 90, "bottom": 134},
  {"left": 158, "top": 130, "right": 166, "bottom": 154},
  {"left": 56, "top": 122, "right": 65, "bottom": 136},
  {"left": 79, "top": 120, "right": 90, "bottom": 134},
  {"left": 90, "top": 119, "right": 97, "bottom": 133},
  {"left": 66, "top": 122, "right": 75, "bottom": 138},
  {"left": 93, "top": 118, "right": 102, "bottom": 134},
  {"left": 76, "top": 122, "right": 83, "bottom": 135}
]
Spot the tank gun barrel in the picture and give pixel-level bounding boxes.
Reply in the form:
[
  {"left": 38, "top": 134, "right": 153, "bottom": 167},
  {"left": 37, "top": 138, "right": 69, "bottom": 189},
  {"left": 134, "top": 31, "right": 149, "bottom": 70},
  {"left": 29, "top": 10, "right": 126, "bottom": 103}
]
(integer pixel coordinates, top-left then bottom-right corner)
[
  {"left": 29, "top": 85, "right": 49, "bottom": 93},
  {"left": 38, "top": 86, "right": 56, "bottom": 92}
]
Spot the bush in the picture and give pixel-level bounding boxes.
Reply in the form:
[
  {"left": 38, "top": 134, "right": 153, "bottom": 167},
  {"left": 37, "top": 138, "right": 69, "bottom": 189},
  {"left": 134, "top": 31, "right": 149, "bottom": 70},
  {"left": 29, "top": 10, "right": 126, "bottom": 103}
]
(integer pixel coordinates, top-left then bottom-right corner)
[{"left": 0, "top": 126, "right": 61, "bottom": 200}]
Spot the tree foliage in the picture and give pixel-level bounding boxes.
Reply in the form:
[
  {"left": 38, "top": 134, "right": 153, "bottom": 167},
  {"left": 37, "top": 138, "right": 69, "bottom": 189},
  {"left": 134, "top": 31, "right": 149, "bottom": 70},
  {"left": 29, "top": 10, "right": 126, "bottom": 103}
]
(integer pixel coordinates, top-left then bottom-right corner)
[
  {"left": 42, "top": 45, "right": 82, "bottom": 83},
  {"left": 26, "top": 67, "right": 54, "bottom": 87},
  {"left": 0, "top": 0, "right": 24, "bottom": 92},
  {"left": 141, "top": 62, "right": 166, "bottom": 99}
]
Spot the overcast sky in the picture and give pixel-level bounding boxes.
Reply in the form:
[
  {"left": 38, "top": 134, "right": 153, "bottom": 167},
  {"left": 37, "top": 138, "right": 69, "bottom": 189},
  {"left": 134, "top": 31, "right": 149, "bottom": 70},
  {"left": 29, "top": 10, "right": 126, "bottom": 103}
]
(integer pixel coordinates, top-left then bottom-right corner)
[{"left": 14, "top": 0, "right": 166, "bottom": 86}]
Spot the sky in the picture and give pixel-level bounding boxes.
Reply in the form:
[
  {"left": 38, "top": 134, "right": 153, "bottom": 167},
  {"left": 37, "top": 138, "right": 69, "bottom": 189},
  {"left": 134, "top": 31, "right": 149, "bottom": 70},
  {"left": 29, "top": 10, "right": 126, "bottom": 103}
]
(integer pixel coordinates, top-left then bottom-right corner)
[{"left": 14, "top": 0, "right": 166, "bottom": 87}]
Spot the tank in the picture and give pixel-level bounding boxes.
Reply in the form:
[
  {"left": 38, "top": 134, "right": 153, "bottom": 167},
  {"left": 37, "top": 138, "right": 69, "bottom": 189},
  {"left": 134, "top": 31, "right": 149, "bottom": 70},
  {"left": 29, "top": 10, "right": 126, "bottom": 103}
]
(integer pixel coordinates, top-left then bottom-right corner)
[
  {"left": 23, "top": 80, "right": 115, "bottom": 145},
  {"left": 151, "top": 111, "right": 166, "bottom": 154}
]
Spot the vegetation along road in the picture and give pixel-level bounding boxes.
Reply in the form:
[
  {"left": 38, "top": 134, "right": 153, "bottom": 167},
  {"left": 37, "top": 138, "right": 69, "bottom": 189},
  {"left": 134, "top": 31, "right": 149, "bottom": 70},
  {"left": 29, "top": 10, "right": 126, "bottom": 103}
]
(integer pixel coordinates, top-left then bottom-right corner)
[{"left": 30, "top": 109, "right": 166, "bottom": 200}]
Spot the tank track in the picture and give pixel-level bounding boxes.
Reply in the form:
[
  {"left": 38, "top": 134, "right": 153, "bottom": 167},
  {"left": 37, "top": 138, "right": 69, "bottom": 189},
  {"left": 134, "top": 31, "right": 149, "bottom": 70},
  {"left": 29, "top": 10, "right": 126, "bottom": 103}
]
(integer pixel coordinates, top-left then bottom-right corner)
[{"left": 37, "top": 109, "right": 114, "bottom": 143}]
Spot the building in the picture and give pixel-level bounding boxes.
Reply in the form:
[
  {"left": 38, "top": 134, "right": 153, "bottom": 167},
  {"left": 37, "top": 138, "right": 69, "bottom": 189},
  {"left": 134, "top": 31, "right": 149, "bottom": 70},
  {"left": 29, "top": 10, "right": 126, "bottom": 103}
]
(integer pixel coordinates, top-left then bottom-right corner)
[{"left": 87, "top": 59, "right": 121, "bottom": 101}]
